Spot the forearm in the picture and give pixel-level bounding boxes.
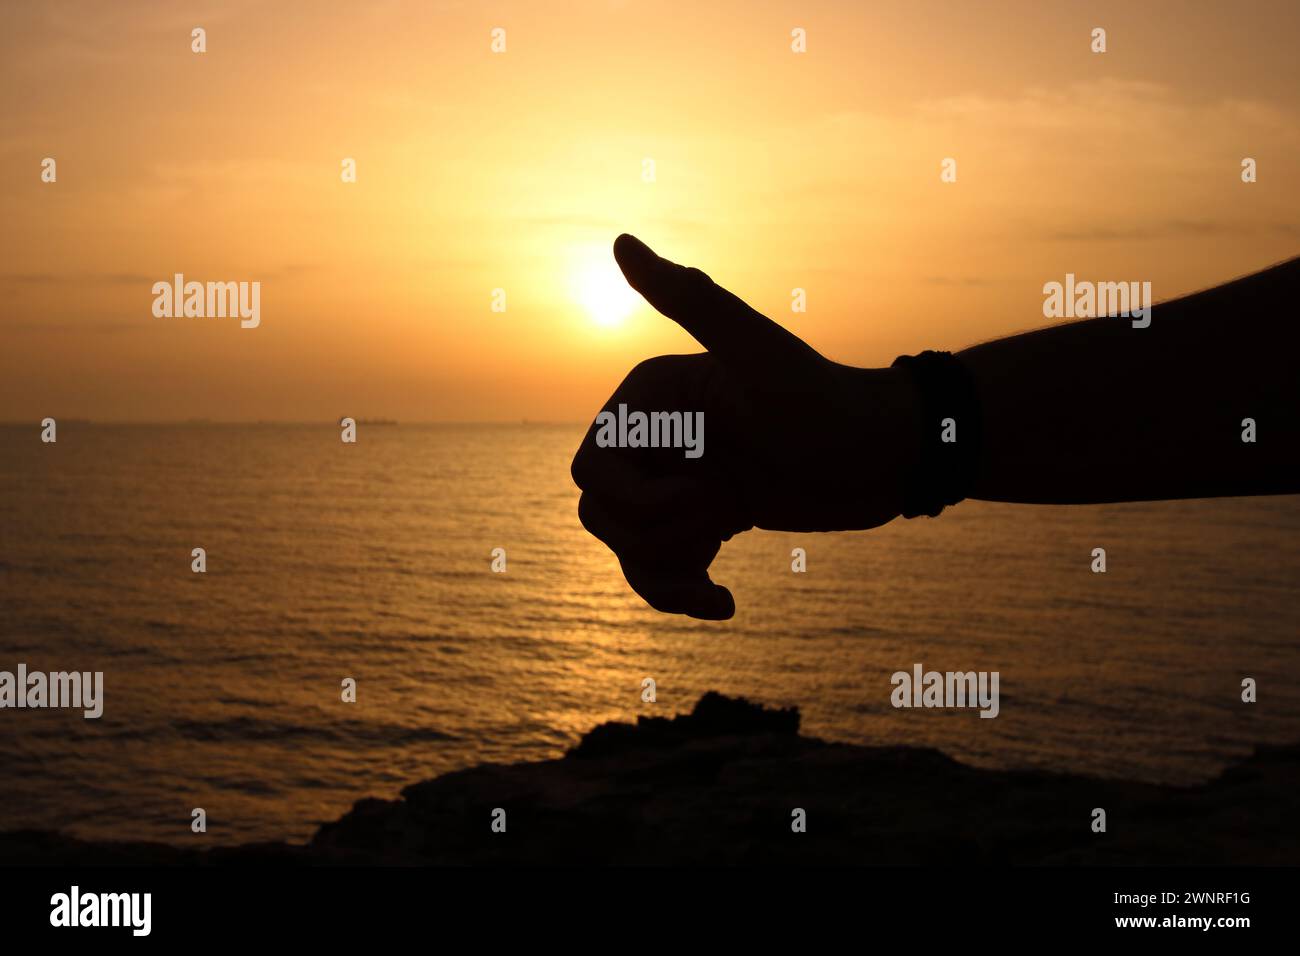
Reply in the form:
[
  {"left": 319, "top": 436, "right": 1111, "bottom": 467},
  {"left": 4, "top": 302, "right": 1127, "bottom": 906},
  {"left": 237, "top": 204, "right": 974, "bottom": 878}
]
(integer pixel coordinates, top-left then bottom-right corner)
[{"left": 957, "top": 257, "right": 1300, "bottom": 504}]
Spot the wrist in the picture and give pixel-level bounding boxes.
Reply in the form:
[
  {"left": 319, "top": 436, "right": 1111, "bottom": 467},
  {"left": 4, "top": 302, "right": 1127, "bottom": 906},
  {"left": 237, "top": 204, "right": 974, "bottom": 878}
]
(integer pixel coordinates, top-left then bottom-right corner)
[
  {"left": 849, "top": 365, "right": 923, "bottom": 520},
  {"left": 887, "top": 351, "right": 983, "bottom": 517}
]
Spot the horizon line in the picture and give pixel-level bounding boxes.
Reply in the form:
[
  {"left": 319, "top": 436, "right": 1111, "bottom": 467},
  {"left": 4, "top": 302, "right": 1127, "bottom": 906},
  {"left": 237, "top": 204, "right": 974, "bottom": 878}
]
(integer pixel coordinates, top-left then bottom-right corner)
[{"left": 1, "top": 419, "right": 586, "bottom": 427}]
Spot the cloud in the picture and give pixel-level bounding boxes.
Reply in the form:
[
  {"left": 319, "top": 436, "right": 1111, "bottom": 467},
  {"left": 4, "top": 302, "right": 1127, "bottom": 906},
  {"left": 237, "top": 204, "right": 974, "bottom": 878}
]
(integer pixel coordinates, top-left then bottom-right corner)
[
  {"left": 5, "top": 318, "right": 145, "bottom": 334},
  {"left": 920, "top": 275, "right": 998, "bottom": 287},
  {"left": 0, "top": 272, "right": 154, "bottom": 286},
  {"left": 1044, "top": 220, "right": 1300, "bottom": 242}
]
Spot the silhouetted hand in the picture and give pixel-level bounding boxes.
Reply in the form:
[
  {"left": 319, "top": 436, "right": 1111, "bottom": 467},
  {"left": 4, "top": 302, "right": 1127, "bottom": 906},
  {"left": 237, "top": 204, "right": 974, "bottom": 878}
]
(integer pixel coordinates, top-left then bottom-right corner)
[{"left": 571, "top": 234, "right": 919, "bottom": 620}]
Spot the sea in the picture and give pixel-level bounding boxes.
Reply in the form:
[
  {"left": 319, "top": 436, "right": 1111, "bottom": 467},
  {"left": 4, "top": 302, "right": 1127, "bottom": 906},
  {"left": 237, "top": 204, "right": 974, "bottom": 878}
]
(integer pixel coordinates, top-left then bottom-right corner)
[{"left": 1, "top": 423, "right": 1297, "bottom": 844}]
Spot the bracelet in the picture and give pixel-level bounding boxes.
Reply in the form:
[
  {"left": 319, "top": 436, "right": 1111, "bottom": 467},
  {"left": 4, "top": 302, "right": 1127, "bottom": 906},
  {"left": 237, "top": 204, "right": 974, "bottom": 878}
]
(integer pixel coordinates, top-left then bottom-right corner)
[{"left": 890, "top": 350, "right": 982, "bottom": 518}]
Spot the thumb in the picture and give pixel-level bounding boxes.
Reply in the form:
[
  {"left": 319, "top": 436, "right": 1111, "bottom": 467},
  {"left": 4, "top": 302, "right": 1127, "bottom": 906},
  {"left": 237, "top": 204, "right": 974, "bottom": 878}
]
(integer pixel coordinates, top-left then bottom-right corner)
[
  {"left": 613, "top": 233, "right": 819, "bottom": 374},
  {"left": 622, "top": 558, "right": 737, "bottom": 621},
  {"left": 577, "top": 491, "right": 738, "bottom": 620}
]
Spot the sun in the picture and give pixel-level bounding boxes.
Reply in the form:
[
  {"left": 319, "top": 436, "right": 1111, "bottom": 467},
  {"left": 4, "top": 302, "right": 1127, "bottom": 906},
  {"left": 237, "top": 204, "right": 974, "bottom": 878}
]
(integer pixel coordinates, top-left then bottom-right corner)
[{"left": 571, "top": 256, "right": 640, "bottom": 328}]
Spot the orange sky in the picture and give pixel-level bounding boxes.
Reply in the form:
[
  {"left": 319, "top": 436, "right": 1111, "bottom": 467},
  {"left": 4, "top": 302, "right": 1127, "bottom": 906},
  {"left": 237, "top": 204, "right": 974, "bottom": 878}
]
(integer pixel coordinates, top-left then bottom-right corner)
[{"left": 2, "top": 0, "right": 1298, "bottom": 422}]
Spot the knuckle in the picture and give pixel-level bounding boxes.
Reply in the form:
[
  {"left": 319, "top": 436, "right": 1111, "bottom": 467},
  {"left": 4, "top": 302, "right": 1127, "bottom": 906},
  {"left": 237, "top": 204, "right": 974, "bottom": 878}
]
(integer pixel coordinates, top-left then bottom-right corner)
[
  {"left": 682, "top": 266, "right": 714, "bottom": 287},
  {"left": 570, "top": 451, "right": 589, "bottom": 489},
  {"left": 679, "top": 267, "right": 715, "bottom": 300},
  {"left": 576, "top": 492, "right": 602, "bottom": 536},
  {"left": 629, "top": 356, "right": 658, "bottom": 378}
]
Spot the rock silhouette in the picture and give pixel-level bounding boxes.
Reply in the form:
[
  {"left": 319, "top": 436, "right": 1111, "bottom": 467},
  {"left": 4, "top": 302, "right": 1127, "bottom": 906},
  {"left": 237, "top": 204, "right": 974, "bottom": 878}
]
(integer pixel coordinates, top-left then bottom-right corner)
[{"left": 2, "top": 693, "right": 1296, "bottom": 865}]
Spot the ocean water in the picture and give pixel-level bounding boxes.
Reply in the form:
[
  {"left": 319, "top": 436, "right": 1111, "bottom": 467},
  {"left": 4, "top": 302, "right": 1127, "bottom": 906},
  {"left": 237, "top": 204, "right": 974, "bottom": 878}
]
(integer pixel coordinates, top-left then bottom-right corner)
[{"left": 1, "top": 423, "right": 1297, "bottom": 845}]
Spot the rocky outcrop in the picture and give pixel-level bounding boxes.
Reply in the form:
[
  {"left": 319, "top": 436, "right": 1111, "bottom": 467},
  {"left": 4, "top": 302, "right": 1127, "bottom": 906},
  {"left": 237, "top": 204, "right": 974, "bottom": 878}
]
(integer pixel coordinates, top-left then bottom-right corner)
[{"left": 3, "top": 692, "right": 1296, "bottom": 865}]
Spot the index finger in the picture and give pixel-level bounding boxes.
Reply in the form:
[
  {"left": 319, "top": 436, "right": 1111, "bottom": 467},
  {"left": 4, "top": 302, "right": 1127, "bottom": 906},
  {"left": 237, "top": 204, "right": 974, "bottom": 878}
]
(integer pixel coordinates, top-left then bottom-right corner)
[{"left": 613, "top": 234, "right": 822, "bottom": 377}]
